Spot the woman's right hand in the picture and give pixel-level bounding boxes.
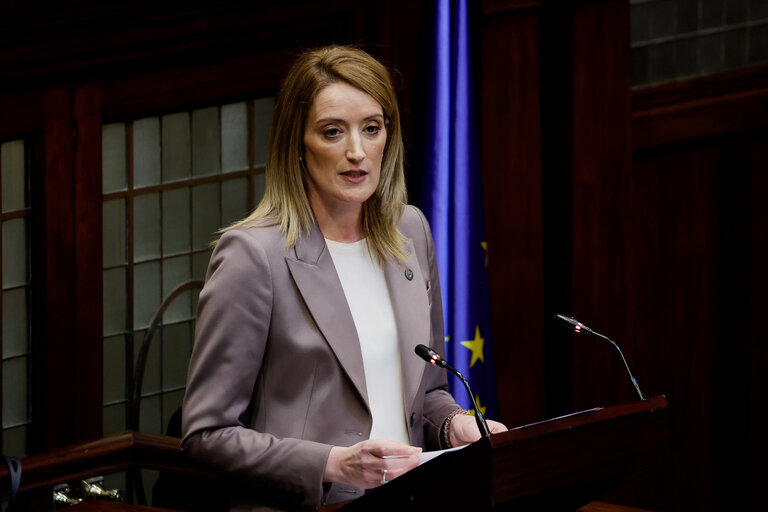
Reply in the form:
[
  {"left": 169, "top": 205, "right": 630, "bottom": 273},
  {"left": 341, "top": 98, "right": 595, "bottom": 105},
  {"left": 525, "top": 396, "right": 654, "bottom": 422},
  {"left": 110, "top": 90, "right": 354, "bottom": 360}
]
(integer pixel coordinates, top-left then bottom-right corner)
[{"left": 323, "top": 439, "right": 421, "bottom": 489}]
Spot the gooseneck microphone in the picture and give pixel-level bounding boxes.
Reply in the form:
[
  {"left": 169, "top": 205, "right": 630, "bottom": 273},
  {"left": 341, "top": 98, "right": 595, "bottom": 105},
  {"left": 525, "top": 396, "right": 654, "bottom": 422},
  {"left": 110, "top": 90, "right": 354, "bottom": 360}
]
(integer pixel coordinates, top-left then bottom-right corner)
[
  {"left": 554, "top": 314, "right": 645, "bottom": 401},
  {"left": 415, "top": 344, "right": 491, "bottom": 437}
]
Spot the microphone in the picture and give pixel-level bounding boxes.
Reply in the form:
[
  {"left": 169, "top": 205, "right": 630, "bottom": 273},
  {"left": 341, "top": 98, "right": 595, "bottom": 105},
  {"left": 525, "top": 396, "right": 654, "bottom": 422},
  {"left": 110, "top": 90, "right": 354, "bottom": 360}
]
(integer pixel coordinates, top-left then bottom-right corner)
[
  {"left": 415, "top": 344, "right": 491, "bottom": 437},
  {"left": 554, "top": 314, "right": 645, "bottom": 401}
]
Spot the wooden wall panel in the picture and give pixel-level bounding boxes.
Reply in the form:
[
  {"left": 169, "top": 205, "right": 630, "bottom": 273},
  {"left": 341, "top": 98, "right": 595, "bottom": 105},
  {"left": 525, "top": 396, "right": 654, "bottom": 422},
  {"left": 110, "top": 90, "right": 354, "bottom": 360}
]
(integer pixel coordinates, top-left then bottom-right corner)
[
  {"left": 39, "top": 86, "right": 77, "bottom": 450},
  {"left": 569, "top": 0, "right": 634, "bottom": 412},
  {"left": 481, "top": 7, "right": 545, "bottom": 428}
]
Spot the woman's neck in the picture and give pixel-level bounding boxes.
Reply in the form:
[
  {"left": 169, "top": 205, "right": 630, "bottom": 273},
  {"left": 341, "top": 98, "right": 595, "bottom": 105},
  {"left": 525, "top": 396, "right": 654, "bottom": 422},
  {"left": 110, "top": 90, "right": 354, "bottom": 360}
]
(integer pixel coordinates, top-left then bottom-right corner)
[{"left": 310, "top": 197, "right": 365, "bottom": 243}]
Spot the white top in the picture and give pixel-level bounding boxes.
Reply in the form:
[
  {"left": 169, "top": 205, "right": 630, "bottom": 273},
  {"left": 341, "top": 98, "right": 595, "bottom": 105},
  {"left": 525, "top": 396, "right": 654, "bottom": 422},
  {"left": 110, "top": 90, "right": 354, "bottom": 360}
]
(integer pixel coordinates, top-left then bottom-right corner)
[{"left": 325, "top": 238, "right": 410, "bottom": 445}]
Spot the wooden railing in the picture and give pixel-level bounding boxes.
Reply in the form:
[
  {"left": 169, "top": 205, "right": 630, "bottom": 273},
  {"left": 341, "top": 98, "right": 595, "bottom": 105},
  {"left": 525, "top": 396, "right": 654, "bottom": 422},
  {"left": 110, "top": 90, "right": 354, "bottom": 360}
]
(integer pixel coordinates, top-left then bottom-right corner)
[{"left": 0, "top": 431, "right": 218, "bottom": 509}]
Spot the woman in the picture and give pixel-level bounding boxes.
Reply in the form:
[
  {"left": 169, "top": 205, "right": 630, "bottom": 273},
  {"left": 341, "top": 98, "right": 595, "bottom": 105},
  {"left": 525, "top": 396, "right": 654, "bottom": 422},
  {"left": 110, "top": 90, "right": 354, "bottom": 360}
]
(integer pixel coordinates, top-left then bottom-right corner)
[{"left": 181, "top": 45, "right": 505, "bottom": 512}]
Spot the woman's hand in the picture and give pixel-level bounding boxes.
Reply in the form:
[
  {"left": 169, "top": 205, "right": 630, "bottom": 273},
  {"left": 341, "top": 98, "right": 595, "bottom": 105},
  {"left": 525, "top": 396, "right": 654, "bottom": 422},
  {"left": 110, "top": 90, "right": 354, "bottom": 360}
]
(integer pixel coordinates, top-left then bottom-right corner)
[
  {"left": 449, "top": 414, "right": 507, "bottom": 447},
  {"left": 324, "top": 439, "right": 421, "bottom": 489}
]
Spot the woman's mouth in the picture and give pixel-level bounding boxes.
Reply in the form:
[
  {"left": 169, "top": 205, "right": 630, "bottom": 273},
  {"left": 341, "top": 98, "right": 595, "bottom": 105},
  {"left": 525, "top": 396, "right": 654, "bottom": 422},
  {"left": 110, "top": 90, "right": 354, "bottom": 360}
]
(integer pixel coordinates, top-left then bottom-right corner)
[{"left": 340, "top": 169, "right": 368, "bottom": 183}]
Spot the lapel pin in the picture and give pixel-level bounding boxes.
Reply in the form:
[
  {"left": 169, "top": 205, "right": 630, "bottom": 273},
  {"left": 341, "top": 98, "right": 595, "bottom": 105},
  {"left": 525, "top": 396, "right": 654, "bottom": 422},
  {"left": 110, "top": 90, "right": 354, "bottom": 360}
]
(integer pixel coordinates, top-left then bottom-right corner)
[{"left": 404, "top": 268, "right": 414, "bottom": 281}]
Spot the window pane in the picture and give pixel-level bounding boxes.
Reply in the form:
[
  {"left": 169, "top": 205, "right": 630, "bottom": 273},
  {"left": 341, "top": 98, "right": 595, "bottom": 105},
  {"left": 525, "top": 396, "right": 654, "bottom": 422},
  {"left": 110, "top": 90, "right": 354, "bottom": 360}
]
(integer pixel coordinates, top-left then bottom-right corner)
[
  {"left": 133, "top": 117, "right": 161, "bottom": 187},
  {"left": 139, "top": 394, "right": 161, "bottom": 434},
  {"left": 193, "top": 251, "right": 211, "bottom": 283},
  {"left": 2, "top": 288, "right": 27, "bottom": 358},
  {"left": 162, "top": 322, "right": 191, "bottom": 389},
  {"left": 2, "top": 425, "right": 26, "bottom": 457},
  {"left": 2, "top": 219, "right": 27, "bottom": 289},
  {"left": 162, "top": 112, "right": 191, "bottom": 182},
  {"left": 192, "top": 183, "right": 220, "bottom": 250},
  {"left": 134, "top": 261, "right": 161, "bottom": 329},
  {"left": 102, "top": 123, "right": 127, "bottom": 193},
  {"left": 135, "top": 327, "right": 160, "bottom": 396},
  {"left": 192, "top": 107, "right": 221, "bottom": 176},
  {"left": 162, "top": 389, "right": 185, "bottom": 431},
  {"left": 252, "top": 97, "right": 275, "bottom": 166},
  {"left": 162, "top": 188, "right": 191, "bottom": 256},
  {"left": 1, "top": 140, "right": 26, "bottom": 212},
  {"left": 221, "top": 102, "right": 249, "bottom": 172},
  {"left": 2, "top": 357, "right": 28, "bottom": 427},
  {"left": 162, "top": 255, "right": 191, "bottom": 323},
  {"left": 222, "top": 177, "right": 249, "bottom": 227},
  {"left": 134, "top": 193, "right": 161, "bottom": 261},
  {"left": 103, "top": 403, "right": 126, "bottom": 436},
  {"left": 253, "top": 172, "right": 267, "bottom": 206},
  {"left": 103, "top": 335, "right": 126, "bottom": 404},
  {"left": 103, "top": 267, "right": 127, "bottom": 336},
  {"left": 103, "top": 199, "right": 126, "bottom": 267}
]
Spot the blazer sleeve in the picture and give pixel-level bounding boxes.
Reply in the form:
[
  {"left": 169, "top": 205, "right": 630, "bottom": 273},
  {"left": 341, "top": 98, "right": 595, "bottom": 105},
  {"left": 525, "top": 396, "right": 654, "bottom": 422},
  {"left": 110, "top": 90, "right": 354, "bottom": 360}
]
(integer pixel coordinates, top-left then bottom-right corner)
[
  {"left": 408, "top": 206, "right": 464, "bottom": 448},
  {"left": 181, "top": 229, "right": 332, "bottom": 507}
]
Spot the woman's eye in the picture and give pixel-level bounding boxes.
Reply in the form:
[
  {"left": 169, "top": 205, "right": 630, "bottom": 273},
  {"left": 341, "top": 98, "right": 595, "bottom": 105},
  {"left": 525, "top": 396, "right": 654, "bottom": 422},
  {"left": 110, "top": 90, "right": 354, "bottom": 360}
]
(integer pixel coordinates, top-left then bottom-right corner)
[
  {"left": 364, "top": 125, "right": 381, "bottom": 135},
  {"left": 324, "top": 128, "right": 341, "bottom": 138}
]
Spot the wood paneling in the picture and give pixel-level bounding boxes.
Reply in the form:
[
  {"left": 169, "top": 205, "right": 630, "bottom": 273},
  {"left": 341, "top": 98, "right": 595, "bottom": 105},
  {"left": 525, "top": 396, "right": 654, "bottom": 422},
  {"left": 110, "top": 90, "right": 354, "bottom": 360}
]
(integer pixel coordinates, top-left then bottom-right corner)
[
  {"left": 73, "top": 83, "right": 104, "bottom": 441},
  {"left": 481, "top": 7, "right": 545, "bottom": 428},
  {"left": 40, "top": 86, "right": 77, "bottom": 449}
]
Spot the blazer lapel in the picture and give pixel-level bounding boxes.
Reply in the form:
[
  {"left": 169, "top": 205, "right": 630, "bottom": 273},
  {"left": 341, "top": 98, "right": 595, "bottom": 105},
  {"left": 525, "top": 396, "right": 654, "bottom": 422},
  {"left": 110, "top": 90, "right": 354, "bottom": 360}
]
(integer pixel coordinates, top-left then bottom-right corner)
[
  {"left": 384, "top": 238, "right": 431, "bottom": 421},
  {"left": 285, "top": 223, "right": 369, "bottom": 409}
]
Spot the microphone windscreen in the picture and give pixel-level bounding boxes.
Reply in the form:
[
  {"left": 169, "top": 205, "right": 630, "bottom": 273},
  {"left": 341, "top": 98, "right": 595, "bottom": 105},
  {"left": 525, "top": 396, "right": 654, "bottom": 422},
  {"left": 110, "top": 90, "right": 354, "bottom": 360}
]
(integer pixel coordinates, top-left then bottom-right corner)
[{"left": 414, "top": 344, "right": 434, "bottom": 362}]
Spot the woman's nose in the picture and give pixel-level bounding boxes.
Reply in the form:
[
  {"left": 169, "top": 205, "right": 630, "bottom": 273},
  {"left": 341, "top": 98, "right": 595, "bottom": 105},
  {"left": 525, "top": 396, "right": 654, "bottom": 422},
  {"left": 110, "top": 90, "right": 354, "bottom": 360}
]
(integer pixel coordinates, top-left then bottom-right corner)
[{"left": 345, "top": 133, "right": 365, "bottom": 162}]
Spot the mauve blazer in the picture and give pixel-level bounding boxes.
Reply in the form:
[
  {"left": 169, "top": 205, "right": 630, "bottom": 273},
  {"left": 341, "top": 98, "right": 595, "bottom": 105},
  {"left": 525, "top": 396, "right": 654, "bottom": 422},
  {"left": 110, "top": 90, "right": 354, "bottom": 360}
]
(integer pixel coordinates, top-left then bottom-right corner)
[{"left": 181, "top": 205, "right": 460, "bottom": 512}]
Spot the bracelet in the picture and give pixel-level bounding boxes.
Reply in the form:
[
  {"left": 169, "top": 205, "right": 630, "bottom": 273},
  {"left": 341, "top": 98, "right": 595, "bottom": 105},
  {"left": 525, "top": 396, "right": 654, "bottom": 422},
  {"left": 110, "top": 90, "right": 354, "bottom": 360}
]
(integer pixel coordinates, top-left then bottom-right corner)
[{"left": 442, "top": 408, "right": 469, "bottom": 448}]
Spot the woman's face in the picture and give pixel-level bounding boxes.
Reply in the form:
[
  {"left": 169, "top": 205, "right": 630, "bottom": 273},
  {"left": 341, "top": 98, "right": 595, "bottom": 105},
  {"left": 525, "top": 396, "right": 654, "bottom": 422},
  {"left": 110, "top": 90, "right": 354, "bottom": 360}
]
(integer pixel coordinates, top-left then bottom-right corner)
[{"left": 302, "top": 81, "right": 386, "bottom": 214}]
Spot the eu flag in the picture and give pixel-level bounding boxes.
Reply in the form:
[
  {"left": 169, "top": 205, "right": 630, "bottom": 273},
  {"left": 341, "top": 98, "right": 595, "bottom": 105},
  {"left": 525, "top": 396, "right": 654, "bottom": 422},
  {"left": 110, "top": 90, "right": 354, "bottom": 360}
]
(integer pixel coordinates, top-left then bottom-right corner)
[{"left": 413, "top": 0, "right": 499, "bottom": 420}]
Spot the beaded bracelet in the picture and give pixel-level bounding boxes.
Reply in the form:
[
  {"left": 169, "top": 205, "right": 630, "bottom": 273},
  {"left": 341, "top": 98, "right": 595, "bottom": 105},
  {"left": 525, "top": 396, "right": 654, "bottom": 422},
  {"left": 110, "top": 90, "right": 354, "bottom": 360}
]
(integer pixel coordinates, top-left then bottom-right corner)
[{"left": 442, "top": 408, "right": 469, "bottom": 448}]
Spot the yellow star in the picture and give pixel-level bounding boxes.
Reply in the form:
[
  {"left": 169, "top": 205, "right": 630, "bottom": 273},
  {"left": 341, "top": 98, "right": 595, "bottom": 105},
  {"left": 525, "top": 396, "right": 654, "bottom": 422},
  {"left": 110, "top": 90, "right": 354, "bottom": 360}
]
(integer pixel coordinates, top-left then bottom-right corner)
[
  {"left": 481, "top": 241, "right": 488, "bottom": 267},
  {"left": 467, "top": 394, "right": 487, "bottom": 418},
  {"left": 460, "top": 325, "right": 485, "bottom": 367}
]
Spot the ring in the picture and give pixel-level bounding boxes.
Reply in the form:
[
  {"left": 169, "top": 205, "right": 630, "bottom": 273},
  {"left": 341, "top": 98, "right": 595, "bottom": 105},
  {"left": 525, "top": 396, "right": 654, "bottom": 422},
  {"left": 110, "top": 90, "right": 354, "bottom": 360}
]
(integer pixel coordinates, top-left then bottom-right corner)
[{"left": 380, "top": 469, "right": 388, "bottom": 485}]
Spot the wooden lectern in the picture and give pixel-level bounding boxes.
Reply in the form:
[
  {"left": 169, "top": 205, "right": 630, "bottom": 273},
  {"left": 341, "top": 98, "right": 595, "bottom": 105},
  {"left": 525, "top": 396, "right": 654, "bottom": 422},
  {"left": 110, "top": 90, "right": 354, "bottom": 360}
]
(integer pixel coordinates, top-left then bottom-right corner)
[{"left": 320, "top": 396, "right": 668, "bottom": 512}]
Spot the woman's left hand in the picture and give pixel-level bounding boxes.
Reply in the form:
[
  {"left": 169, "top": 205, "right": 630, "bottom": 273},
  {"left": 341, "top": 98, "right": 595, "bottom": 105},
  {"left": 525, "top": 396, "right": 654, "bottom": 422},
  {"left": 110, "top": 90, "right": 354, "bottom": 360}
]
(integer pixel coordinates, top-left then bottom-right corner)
[{"left": 448, "top": 414, "right": 507, "bottom": 447}]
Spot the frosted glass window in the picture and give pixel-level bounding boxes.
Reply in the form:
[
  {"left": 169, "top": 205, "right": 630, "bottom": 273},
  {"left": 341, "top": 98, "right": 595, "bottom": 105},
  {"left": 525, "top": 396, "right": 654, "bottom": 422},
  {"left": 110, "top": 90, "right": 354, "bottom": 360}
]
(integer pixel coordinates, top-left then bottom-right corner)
[
  {"left": 139, "top": 395, "right": 161, "bottom": 434},
  {"left": 2, "top": 219, "right": 27, "bottom": 289},
  {"left": 103, "top": 335, "right": 126, "bottom": 404},
  {"left": 631, "top": 0, "right": 768, "bottom": 87},
  {"left": 1, "top": 141, "right": 26, "bottom": 212},
  {"left": 162, "top": 188, "right": 191, "bottom": 256},
  {"left": 162, "top": 112, "right": 191, "bottom": 182},
  {"left": 103, "top": 268, "right": 127, "bottom": 336},
  {"left": 103, "top": 96, "right": 275, "bottom": 436},
  {"left": 133, "top": 118, "right": 161, "bottom": 187},
  {"left": 103, "top": 403, "right": 126, "bottom": 436},
  {"left": 162, "top": 323, "right": 192, "bottom": 389},
  {"left": 254, "top": 172, "right": 267, "bottom": 206},
  {"left": 103, "top": 199, "right": 126, "bottom": 267},
  {"left": 192, "top": 183, "right": 221, "bottom": 250},
  {"left": 2, "top": 357, "right": 27, "bottom": 427},
  {"left": 102, "top": 123, "right": 127, "bottom": 193},
  {"left": 193, "top": 251, "right": 211, "bottom": 282},
  {"left": 134, "top": 193, "right": 161, "bottom": 261},
  {"left": 253, "top": 97, "right": 275, "bottom": 166},
  {"left": 136, "top": 328, "right": 160, "bottom": 395},
  {"left": 1, "top": 138, "right": 31, "bottom": 456},
  {"left": 134, "top": 262, "right": 161, "bottom": 329},
  {"left": 192, "top": 107, "right": 221, "bottom": 176},
  {"left": 3, "top": 427, "right": 25, "bottom": 458},
  {"left": 221, "top": 102, "right": 249, "bottom": 172},
  {"left": 162, "top": 255, "right": 191, "bottom": 323},
  {"left": 222, "top": 177, "right": 249, "bottom": 227},
  {"left": 162, "top": 389, "right": 186, "bottom": 427},
  {"left": 2, "top": 288, "right": 27, "bottom": 357}
]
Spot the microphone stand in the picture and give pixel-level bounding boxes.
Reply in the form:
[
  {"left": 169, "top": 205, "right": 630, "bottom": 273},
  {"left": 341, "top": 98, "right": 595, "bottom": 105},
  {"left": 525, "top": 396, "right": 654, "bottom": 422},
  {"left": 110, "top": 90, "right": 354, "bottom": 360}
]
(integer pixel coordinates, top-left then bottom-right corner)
[
  {"left": 554, "top": 314, "right": 645, "bottom": 401},
  {"left": 415, "top": 345, "right": 491, "bottom": 437}
]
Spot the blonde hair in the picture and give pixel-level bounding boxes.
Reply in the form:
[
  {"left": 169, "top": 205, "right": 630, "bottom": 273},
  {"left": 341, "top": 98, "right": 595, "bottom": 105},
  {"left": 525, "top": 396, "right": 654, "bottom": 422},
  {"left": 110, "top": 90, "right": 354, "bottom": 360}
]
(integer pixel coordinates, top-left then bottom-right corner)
[{"left": 225, "top": 45, "right": 408, "bottom": 263}]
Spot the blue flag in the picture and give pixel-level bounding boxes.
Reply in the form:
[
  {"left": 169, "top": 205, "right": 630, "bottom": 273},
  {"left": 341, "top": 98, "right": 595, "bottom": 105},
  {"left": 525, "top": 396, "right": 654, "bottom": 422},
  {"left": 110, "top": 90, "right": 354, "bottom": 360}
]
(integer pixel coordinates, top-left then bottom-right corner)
[{"left": 414, "top": 0, "right": 498, "bottom": 420}]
